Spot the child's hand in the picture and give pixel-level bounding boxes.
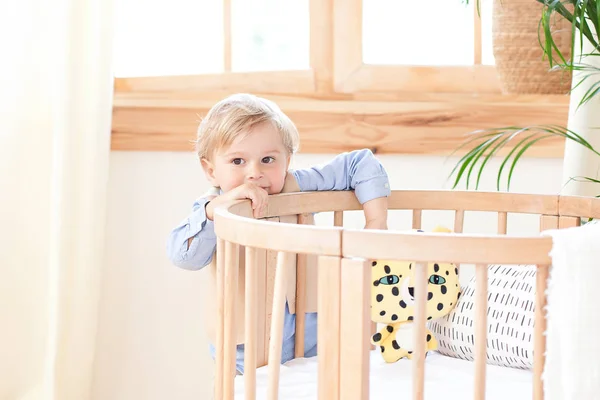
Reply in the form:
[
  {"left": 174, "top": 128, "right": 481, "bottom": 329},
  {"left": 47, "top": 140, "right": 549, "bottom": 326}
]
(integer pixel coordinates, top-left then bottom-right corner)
[{"left": 205, "top": 183, "right": 269, "bottom": 220}]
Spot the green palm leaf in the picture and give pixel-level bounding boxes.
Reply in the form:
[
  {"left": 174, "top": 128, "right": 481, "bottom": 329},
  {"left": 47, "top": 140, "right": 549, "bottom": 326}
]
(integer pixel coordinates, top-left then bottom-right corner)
[
  {"left": 455, "top": 1, "right": 600, "bottom": 194},
  {"left": 448, "top": 125, "right": 600, "bottom": 191}
]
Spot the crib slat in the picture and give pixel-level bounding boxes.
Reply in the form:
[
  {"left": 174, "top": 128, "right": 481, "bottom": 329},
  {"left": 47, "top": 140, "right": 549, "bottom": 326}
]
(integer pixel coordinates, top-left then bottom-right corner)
[
  {"left": 267, "top": 251, "right": 292, "bottom": 400},
  {"left": 215, "top": 237, "right": 226, "bottom": 400},
  {"left": 539, "top": 215, "right": 559, "bottom": 232},
  {"left": 559, "top": 216, "right": 580, "bottom": 229},
  {"left": 255, "top": 246, "right": 268, "bottom": 367},
  {"left": 340, "top": 258, "right": 370, "bottom": 400},
  {"left": 245, "top": 246, "right": 259, "bottom": 400},
  {"left": 412, "top": 209, "right": 422, "bottom": 230},
  {"left": 454, "top": 210, "right": 464, "bottom": 233},
  {"left": 498, "top": 212, "right": 507, "bottom": 234},
  {"left": 318, "top": 255, "right": 341, "bottom": 400},
  {"left": 412, "top": 261, "right": 427, "bottom": 400},
  {"left": 454, "top": 210, "right": 465, "bottom": 273},
  {"left": 536, "top": 216, "right": 554, "bottom": 400},
  {"left": 534, "top": 264, "right": 549, "bottom": 400},
  {"left": 224, "top": 240, "right": 240, "bottom": 400},
  {"left": 334, "top": 211, "right": 343, "bottom": 227},
  {"left": 294, "top": 214, "right": 310, "bottom": 358},
  {"left": 474, "top": 263, "right": 488, "bottom": 400}
]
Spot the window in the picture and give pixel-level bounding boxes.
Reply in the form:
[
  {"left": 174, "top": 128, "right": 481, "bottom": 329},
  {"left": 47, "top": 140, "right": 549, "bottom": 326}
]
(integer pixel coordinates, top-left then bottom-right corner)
[
  {"left": 363, "top": 0, "right": 474, "bottom": 66},
  {"left": 231, "top": 0, "right": 309, "bottom": 72},
  {"left": 113, "top": 0, "right": 310, "bottom": 77},
  {"left": 113, "top": 0, "right": 224, "bottom": 77},
  {"left": 111, "top": 0, "right": 568, "bottom": 156}
]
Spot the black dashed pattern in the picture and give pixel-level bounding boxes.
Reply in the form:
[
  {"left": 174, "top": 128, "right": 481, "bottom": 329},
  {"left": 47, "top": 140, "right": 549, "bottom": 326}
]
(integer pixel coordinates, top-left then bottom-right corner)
[{"left": 428, "top": 264, "right": 536, "bottom": 370}]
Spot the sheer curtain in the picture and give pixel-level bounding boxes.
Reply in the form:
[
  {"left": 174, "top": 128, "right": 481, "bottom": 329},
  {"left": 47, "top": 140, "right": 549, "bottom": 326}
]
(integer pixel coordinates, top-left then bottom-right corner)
[{"left": 0, "top": 1, "right": 114, "bottom": 399}]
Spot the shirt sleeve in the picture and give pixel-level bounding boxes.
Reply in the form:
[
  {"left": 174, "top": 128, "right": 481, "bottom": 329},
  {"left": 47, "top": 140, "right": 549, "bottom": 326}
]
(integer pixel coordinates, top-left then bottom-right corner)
[
  {"left": 166, "top": 197, "right": 217, "bottom": 270},
  {"left": 291, "top": 148, "right": 391, "bottom": 204}
]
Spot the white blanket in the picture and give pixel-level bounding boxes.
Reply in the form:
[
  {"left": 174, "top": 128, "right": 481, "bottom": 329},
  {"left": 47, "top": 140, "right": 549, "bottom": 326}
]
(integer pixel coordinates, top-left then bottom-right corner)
[{"left": 542, "top": 221, "right": 600, "bottom": 400}]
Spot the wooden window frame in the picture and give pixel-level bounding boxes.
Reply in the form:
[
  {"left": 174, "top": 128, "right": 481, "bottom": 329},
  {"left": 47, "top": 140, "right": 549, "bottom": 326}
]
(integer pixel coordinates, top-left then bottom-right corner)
[
  {"left": 333, "top": 0, "right": 500, "bottom": 94},
  {"left": 111, "top": 0, "right": 568, "bottom": 156}
]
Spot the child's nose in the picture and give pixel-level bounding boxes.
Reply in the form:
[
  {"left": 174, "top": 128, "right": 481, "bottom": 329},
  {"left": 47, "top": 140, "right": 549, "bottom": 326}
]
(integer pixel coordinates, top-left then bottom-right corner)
[{"left": 246, "top": 163, "right": 263, "bottom": 181}]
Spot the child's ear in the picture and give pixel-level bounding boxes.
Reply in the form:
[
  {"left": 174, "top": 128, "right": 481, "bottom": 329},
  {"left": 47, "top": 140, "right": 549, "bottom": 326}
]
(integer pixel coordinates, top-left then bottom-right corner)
[
  {"left": 201, "top": 158, "right": 219, "bottom": 186},
  {"left": 285, "top": 153, "right": 292, "bottom": 170}
]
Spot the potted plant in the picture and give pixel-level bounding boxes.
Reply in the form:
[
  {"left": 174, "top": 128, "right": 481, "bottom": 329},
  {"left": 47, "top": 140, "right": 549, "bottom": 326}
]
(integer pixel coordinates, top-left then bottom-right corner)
[{"left": 452, "top": 0, "right": 600, "bottom": 197}]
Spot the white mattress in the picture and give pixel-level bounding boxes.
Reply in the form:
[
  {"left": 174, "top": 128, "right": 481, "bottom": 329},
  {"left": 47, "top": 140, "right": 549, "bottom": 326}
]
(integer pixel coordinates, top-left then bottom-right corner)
[{"left": 234, "top": 350, "right": 533, "bottom": 399}]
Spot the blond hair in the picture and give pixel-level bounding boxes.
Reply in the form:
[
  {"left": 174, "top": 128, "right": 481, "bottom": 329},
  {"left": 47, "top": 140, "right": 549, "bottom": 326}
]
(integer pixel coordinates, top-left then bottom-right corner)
[{"left": 195, "top": 93, "right": 300, "bottom": 160}]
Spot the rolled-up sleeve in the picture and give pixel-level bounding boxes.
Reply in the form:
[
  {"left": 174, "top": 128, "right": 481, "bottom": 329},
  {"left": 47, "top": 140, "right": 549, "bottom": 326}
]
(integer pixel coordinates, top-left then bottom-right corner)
[
  {"left": 166, "top": 197, "right": 217, "bottom": 270},
  {"left": 291, "top": 148, "right": 391, "bottom": 204}
]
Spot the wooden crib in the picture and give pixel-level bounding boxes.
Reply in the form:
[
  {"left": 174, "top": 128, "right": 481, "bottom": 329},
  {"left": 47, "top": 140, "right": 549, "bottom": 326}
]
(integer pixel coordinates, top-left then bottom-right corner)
[{"left": 211, "top": 189, "right": 598, "bottom": 400}]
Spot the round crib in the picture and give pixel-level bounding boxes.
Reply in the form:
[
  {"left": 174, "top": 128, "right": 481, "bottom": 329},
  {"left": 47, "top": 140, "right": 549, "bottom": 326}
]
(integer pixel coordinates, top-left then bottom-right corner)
[{"left": 211, "top": 189, "right": 599, "bottom": 400}]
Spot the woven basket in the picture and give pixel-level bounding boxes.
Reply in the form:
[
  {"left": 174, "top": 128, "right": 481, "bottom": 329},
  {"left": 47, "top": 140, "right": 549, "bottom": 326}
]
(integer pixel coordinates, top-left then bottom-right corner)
[{"left": 492, "top": 0, "right": 572, "bottom": 94}]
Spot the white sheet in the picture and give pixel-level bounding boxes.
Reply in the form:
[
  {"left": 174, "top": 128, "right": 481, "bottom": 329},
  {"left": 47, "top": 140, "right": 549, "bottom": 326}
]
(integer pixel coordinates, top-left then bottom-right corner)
[
  {"left": 234, "top": 350, "right": 532, "bottom": 399},
  {"left": 542, "top": 221, "right": 600, "bottom": 400}
]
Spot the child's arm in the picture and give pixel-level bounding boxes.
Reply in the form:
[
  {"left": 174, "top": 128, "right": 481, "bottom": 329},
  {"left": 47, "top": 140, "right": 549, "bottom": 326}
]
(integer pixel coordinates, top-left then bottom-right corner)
[
  {"left": 167, "top": 183, "right": 270, "bottom": 270},
  {"left": 285, "top": 148, "right": 390, "bottom": 228},
  {"left": 166, "top": 196, "right": 217, "bottom": 270},
  {"left": 363, "top": 196, "right": 388, "bottom": 230}
]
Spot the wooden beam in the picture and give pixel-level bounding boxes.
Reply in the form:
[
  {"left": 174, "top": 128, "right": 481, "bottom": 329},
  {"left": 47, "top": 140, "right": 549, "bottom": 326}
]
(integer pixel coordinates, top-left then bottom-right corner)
[
  {"left": 340, "top": 65, "right": 501, "bottom": 94},
  {"left": 473, "top": 0, "right": 482, "bottom": 65},
  {"left": 333, "top": 0, "right": 363, "bottom": 91},
  {"left": 114, "top": 70, "right": 315, "bottom": 94},
  {"left": 111, "top": 92, "right": 569, "bottom": 155},
  {"left": 223, "top": 0, "right": 232, "bottom": 72},
  {"left": 310, "top": 0, "right": 334, "bottom": 93}
]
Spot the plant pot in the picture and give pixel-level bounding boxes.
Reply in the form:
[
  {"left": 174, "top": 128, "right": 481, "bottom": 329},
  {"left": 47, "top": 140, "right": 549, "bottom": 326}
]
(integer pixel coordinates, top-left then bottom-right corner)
[
  {"left": 561, "top": 36, "right": 600, "bottom": 197},
  {"left": 492, "top": 0, "right": 572, "bottom": 94}
]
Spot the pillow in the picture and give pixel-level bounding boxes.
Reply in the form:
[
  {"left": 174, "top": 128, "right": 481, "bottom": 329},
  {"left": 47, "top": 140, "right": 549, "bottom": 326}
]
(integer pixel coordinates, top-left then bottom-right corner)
[{"left": 428, "top": 264, "right": 536, "bottom": 370}]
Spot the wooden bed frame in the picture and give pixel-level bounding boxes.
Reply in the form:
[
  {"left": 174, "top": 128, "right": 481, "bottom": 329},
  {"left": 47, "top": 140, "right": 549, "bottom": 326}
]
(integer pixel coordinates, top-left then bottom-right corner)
[{"left": 211, "top": 189, "right": 599, "bottom": 400}]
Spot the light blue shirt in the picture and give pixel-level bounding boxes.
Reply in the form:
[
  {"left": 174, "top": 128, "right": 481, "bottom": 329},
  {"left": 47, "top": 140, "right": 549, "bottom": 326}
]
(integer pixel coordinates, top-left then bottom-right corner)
[{"left": 166, "top": 148, "right": 391, "bottom": 373}]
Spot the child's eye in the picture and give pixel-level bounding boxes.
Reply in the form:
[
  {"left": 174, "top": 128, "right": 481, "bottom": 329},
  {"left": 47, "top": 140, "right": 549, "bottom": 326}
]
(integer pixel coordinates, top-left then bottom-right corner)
[
  {"left": 262, "top": 156, "right": 275, "bottom": 164},
  {"left": 232, "top": 158, "right": 244, "bottom": 165}
]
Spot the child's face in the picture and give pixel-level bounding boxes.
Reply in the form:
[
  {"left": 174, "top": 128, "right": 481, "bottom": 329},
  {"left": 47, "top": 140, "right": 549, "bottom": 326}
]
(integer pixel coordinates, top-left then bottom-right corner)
[{"left": 202, "top": 121, "right": 291, "bottom": 194}]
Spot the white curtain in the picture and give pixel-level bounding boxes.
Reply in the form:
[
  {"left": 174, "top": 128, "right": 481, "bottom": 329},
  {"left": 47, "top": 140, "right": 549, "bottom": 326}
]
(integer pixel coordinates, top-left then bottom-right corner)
[{"left": 0, "top": 1, "right": 114, "bottom": 399}]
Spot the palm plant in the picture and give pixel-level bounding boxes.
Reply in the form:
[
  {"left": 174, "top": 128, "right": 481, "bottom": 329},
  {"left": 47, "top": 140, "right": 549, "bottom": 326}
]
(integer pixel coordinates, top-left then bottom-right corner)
[{"left": 451, "top": 0, "right": 600, "bottom": 191}]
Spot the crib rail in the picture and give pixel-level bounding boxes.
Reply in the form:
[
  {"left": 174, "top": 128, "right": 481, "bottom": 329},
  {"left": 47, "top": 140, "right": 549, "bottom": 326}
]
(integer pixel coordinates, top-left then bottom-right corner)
[
  {"left": 212, "top": 190, "right": 599, "bottom": 400},
  {"left": 342, "top": 229, "right": 553, "bottom": 264}
]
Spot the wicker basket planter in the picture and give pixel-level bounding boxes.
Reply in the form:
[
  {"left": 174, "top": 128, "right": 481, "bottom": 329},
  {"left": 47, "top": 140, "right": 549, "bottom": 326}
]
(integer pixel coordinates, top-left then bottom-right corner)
[{"left": 492, "top": 0, "right": 572, "bottom": 94}]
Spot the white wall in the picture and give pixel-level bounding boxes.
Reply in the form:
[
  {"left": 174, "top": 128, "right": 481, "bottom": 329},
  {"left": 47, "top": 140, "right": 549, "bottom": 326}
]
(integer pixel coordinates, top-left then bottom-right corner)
[{"left": 92, "top": 151, "right": 563, "bottom": 400}]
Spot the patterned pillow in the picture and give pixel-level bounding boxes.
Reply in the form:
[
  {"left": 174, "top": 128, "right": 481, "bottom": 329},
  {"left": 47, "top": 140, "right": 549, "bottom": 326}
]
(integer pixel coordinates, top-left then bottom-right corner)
[{"left": 428, "top": 264, "right": 535, "bottom": 370}]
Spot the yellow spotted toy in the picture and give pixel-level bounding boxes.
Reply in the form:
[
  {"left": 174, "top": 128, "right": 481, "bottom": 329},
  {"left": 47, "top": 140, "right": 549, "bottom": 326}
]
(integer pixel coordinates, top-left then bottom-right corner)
[{"left": 370, "top": 226, "right": 461, "bottom": 363}]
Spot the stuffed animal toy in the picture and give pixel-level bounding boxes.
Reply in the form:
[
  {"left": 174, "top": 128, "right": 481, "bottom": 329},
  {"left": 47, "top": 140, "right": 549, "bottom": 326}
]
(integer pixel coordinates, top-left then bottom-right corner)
[{"left": 370, "top": 226, "right": 461, "bottom": 363}]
